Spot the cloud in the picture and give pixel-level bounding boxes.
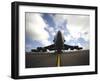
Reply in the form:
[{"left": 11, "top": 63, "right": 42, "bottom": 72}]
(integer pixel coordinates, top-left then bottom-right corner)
[
  {"left": 26, "top": 13, "right": 90, "bottom": 50},
  {"left": 25, "top": 44, "right": 33, "bottom": 52},
  {"left": 39, "top": 40, "right": 52, "bottom": 46},
  {"left": 65, "top": 15, "right": 90, "bottom": 40},
  {"left": 52, "top": 14, "right": 90, "bottom": 49},
  {"left": 84, "top": 43, "right": 89, "bottom": 49},
  {"left": 26, "top": 13, "right": 51, "bottom": 46},
  {"left": 26, "top": 13, "right": 49, "bottom": 41},
  {"left": 64, "top": 35, "right": 72, "bottom": 42},
  {"left": 45, "top": 26, "right": 56, "bottom": 36},
  {"left": 52, "top": 14, "right": 90, "bottom": 40}
]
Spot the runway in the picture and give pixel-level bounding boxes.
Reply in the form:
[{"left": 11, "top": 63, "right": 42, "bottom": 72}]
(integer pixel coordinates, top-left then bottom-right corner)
[{"left": 25, "top": 50, "right": 89, "bottom": 68}]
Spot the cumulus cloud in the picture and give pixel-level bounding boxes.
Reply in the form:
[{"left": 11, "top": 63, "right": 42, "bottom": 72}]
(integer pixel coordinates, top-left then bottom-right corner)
[
  {"left": 39, "top": 40, "right": 52, "bottom": 46},
  {"left": 25, "top": 44, "right": 33, "bottom": 52},
  {"left": 26, "top": 13, "right": 50, "bottom": 46},
  {"left": 64, "top": 35, "right": 72, "bottom": 42},
  {"left": 26, "top": 13, "right": 90, "bottom": 51},
  {"left": 84, "top": 43, "right": 90, "bottom": 49},
  {"left": 26, "top": 13, "right": 49, "bottom": 40},
  {"left": 66, "top": 15, "right": 90, "bottom": 41},
  {"left": 53, "top": 15, "right": 90, "bottom": 40},
  {"left": 45, "top": 26, "right": 56, "bottom": 36},
  {"left": 52, "top": 14, "right": 90, "bottom": 49}
]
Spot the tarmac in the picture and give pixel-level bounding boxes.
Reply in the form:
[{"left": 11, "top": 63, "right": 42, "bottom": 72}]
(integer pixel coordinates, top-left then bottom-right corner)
[{"left": 25, "top": 50, "right": 89, "bottom": 68}]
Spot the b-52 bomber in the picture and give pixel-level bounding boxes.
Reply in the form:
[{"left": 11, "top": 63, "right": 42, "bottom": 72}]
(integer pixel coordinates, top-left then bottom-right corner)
[{"left": 31, "top": 31, "right": 82, "bottom": 53}]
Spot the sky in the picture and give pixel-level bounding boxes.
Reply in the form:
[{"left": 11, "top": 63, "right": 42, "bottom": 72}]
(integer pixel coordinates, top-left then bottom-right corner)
[{"left": 25, "top": 12, "right": 90, "bottom": 52}]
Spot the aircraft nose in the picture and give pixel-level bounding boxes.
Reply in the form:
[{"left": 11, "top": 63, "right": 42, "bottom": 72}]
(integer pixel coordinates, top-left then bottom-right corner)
[
  {"left": 57, "top": 31, "right": 62, "bottom": 38},
  {"left": 58, "top": 30, "right": 61, "bottom": 34}
]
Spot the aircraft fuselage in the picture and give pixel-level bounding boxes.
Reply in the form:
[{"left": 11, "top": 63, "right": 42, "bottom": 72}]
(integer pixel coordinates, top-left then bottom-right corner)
[
  {"left": 31, "top": 30, "right": 82, "bottom": 53},
  {"left": 54, "top": 31, "right": 64, "bottom": 53}
]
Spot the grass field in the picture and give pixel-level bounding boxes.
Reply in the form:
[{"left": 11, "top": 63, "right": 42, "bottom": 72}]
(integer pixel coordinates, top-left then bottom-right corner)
[{"left": 25, "top": 50, "right": 89, "bottom": 68}]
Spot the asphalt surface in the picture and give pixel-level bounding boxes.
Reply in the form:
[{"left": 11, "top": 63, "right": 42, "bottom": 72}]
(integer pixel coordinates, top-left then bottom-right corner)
[{"left": 25, "top": 50, "right": 89, "bottom": 68}]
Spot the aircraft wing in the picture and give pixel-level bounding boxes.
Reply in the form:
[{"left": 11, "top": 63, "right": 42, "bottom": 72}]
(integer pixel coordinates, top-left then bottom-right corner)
[
  {"left": 64, "top": 44, "right": 82, "bottom": 50},
  {"left": 44, "top": 44, "right": 55, "bottom": 50},
  {"left": 31, "top": 44, "right": 55, "bottom": 52}
]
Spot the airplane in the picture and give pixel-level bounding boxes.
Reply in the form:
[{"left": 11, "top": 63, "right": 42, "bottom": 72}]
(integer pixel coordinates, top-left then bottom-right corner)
[{"left": 31, "top": 30, "right": 82, "bottom": 53}]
